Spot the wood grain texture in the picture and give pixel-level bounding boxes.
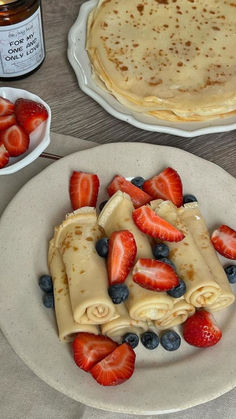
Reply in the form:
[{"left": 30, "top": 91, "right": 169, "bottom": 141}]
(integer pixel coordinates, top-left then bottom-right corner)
[{"left": 0, "top": 0, "right": 235, "bottom": 177}]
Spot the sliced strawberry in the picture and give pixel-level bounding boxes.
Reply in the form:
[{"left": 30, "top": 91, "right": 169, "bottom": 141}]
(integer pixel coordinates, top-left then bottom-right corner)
[
  {"left": 107, "top": 175, "right": 152, "bottom": 208},
  {"left": 211, "top": 225, "right": 236, "bottom": 260},
  {"left": 0, "top": 144, "right": 9, "bottom": 169},
  {"left": 0, "top": 97, "right": 15, "bottom": 116},
  {"left": 0, "top": 124, "right": 29, "bottom": 157},
  {"left": 133, "top": 258, "right": 179, "bottom": 291},
  {"left": 15, "top": 98, "right": 48, "bottom": 134},
  {"left": 69, "top": 171, "right": 100, "bottom": 210},
  {"left": 107, "top": 230, "right": 137, "bottom": 285},
  {"left": 143, "top": 167, "right": 183, "bottom": 207},
  {"left": 133, "top": 205, "right": 184, "bottom": 242},
  {"left": 0, "top": 114, "right": 16, "bottom": 131},
  {"left": 183, "top": 310, "right": 222, "bottom": 348},
  {"left": 91, "top": 343, "right": 136, "bottom": 386},
  {"left": 73, "top": 332, "right": 118, "bottom": 372}
]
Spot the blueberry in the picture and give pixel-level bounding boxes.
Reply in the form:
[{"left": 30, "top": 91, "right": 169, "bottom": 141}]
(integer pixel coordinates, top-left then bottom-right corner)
[
  {"left": 183, "top": 194, "right": 198, "bottom": 204},
  {"left": 159, "top": 257, "right": 176, "bottom": 272},
  {"left": 39, "top": 275, "right": 53, "bottom": 293},
  {"left": 224, "top": 265, "right": 236, "bottom": 284},
  {"left": 96, "top": 238, "right": 109, "bottom": 258},
  {"left": 153, "top": 243, "right": 169, "bottom": 259},
  {"left": 108, "top": 283, "right": 129, "bottom": 304},
  {"left": 167, "top": 278, "right": 186, "bottom": 298},
  {"left": 160, "top": 330, "right": 181, "bottom": 351},
  {"left": 131, "top": 176, "right": 145, "bottom": 189},
  {"left": 141, "top": 331, "right": 159, "bottom": 350},
  {"left": 43, "top": 292, "right": 54, "bottom": 308},
  {"left": 99, "top": 200, "right": 108, "bottom": 212},
  {"left": 122, "top": 332, "right": 139, "bottom": 349}
]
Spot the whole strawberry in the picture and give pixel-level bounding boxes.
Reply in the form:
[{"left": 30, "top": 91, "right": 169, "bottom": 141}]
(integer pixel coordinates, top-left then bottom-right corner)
[{"left": 183, "top": 310, "right": 222, "bottom": 348}]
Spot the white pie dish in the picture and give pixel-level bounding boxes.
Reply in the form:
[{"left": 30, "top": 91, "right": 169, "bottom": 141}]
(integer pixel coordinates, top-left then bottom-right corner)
[
  {"left": 67, "top": 0, "right": 236, "bottom": 138},
  {"left": 0, "top": 87, "right": 51, "bottom": 175},
  {"left": 0, "top": 142, "right": 235, "bottom": 415}
]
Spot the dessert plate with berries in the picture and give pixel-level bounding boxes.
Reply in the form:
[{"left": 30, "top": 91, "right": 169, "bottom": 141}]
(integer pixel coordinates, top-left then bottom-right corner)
[
  {"left": 0, "top": 142, "right": 236, "bottom": 414},
  {"left": 0, "top": 87, "right": 51, "bottom": 175}
]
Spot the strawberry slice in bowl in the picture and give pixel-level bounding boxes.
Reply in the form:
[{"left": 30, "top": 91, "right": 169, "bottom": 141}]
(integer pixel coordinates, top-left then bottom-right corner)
[
  {"left": 143, "top": 167, "right": 183, "bottom": 207},
  {"left": 133, "top": 258, "right": 179, "bottom": 291},
  {"left": 107, "top": 175, "right": 152, "bottom": 208},
  {"left": 0, "top": 114, "right": 16, "bottom": 131},
  {"left": 0, "top": 143, "right": 9, "bottom": 169},
  {"left": 133, "top": 205, "right": 184, "bottom": 242},
  {"left": 0, "top": 124, "right": 30, "bottom": 157},
  {"left": 211, "top": 225, "right": 236, "bottom": 260},
  {"left": 0, "top": 96, "right": 15, "bottom": 116},
  {"left": 15, "top": 98, "right": 49, "bottom": 135}
]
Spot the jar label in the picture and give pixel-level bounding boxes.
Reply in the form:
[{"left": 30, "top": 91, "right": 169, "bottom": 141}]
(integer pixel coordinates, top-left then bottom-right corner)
[{"left": 0, "top": 7, "right": 45, "bottom": 77}]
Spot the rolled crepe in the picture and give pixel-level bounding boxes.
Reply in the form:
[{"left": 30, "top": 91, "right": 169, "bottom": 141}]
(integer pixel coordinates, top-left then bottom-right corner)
[
  {"left": 150, "top": 200, "right": 221, "bottom": 308},
  {"left": 98, "top": 191, "right": 173, "bottom": 321},
  {"left": 179, "top": 202, "right": 235, "bottom": 311},
  {"left": 101, "top": 303, "right": 148, "bottom": 341},
  {"left": 53, "top": 207, "right": 118, "bottom": 324},
  {"left": 154, "top": 297, "right": 195, "bottom": 330},
  {"left": 48, "top": 240, "right": 99, "bottom": 342}
]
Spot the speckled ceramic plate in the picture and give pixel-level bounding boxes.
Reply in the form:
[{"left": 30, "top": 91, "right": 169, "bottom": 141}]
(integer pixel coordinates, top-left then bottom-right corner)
[
  {"left": 0, "top": 143, "right": 236, "bottom": 415},
  {"left": 68, "top": 0, "right": 236, "bottom": 138}
]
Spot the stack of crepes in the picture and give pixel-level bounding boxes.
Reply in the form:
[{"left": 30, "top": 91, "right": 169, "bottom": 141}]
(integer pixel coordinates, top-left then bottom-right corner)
[
  {"left": 150, "top": 200, "right": 235, "bottom": 317},
  {"left": 49, "top": 207, "right": 147, "bottom": 342},
  {"left": 86, "top": 0, "right": 236, "bottom": 122},
  {"left": 98, "top": 191, "right": 195, "bottom": 330}
]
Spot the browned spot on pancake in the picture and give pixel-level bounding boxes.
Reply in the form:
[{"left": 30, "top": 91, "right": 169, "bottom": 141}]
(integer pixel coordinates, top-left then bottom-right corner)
[
  {"left": 169, "top": 248, "right": 178, "bottom": 258},
  {"left": 58, "top": 288, "right": 63, "bottom": 293},
  {"left": 186, "top": 264, "right": 195, "bottom": 281},
  {"left": 185, "top": 41, "right": 191, "bottom": 46},
  {"left": 137, "top": 4, "right": 144, "bottom": 15},
  {"left": 177, "top": 61, "right": 183, "bottom": 66},
  {"left": 133, "top": 43, "right": 139, "bottom": 47},
  {"left": 80, "top": 270, "right": 85, "bottom": 274},
  {"left": 184, "top": 242, "right": 189, "bottom": 246},
  {"left": 113, "top": 10, "right": 118, "bottom": 14},
  {"left": 102, "top": 0, "right": 111, "bottom": 6},
  {"left": 72, "top": 266, "right": 75, "bottom": 272},
  {"left": 155, "top": 0, "right": 168, "bottom": 4},
  {"left": 86, "top": 237, "right": 93, "bottom": 241},
  {"left": 212, "top": 26, "right": 220, "bottom": 30},
  {"left": 103, "top": 22, "right": 108, "bottom": 27},
  {"left": 80, "top": 290, "right": 85, "bottom": 294},
  {"left": 120, "top": 66, "right": 128, "bottom": 71},
  {"left": 73, "top": 246, "right": 78, "bottom": 251},
  {"left": 64, "top": 278, "right": 68, "bottom": 285},
  {"left": 148, "top": 79, "right": 163, "bottom": 86},
  {"left": 230, "top": 3, "right": 236, "bottom": 6}
]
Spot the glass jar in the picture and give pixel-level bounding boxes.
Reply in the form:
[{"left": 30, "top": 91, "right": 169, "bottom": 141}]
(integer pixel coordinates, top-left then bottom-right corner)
[{"left": 0, "top": 0, "right": 45, "bottom": 81}]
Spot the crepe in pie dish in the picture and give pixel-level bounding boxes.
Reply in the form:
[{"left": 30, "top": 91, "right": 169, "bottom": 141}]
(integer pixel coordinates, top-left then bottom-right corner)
[{"left": 86, "top": 0, "right": 236, "bottom": 121}]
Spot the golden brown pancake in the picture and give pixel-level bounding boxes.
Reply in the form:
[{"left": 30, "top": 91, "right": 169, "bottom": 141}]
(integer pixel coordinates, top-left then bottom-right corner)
[{"left": 86, "top": 0, "right": 236, "bottom": 121}]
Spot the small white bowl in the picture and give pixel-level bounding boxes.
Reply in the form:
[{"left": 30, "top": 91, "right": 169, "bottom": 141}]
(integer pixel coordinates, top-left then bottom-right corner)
[{"left": 0, "top": 87, "right": 51, "bottom": 175}]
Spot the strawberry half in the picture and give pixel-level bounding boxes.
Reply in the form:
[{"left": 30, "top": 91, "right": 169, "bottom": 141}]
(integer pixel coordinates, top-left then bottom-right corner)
[
  {"left": 73, "top": 332, "right": 118, "bottom": 372},
  {"left": 0, "top": 97, "right": 15, "bottom": 116},
  {"left": 183, "top": 310, "right": 222, "bottom": 348},
  {"left": 0, "top": 124, "right": 29, "bottom": 157},
  {"left": 15, "top": 98, "right": 48, "bottom": 134},
  {"left": 69, "top": 171, "right": 100, "bottom": 210},
  {"left": 143, "top": 167, "right": 183, "bottom": 207},
  {"left": 107, "top": 230, "right": 137, "bottom": 285},
  {"left": 0, "top": 144, "right": 9, "bottom": 169},
  {"left": 107, "top": 175, "right": 152, "bottom": 208},
  {"left": 133, "top": 258, "right": 179, "bottom": 291},
  {"left": 211, "top": 225, "right": 236, "bottom": 260},
  {"left": 91, "top": 343, "right": 136, "bottom": 386},
  {"left": 133, "top": 205, "right": 184, "bottom": 242},
  {"left": 0, "top": 114, "right": 16, "bottom": 131}
]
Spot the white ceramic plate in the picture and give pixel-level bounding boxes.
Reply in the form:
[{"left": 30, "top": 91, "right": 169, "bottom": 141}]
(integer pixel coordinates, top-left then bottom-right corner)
[
  {"left": 67, "top": 0, "right": 236, "bottom": 138},
  {"left": 0, "top": 143, "right": 236, "bottom": 415},
  {"left": 0, "top": 87, "right": 51, "bottom": 175}
]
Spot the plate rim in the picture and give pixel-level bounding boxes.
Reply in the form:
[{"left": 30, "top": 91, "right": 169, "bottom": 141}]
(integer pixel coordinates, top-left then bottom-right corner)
[
  {"left": 0, "top": 142, "right": 236, "bottom": 415},
  {"left": 67, "top": 0, "right": 236, "bottom": 138}
]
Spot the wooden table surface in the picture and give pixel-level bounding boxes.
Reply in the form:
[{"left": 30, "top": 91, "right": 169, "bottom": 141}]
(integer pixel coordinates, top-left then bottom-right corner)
[{"left": 0, "top": 0, "right": 235, "bottom": 178}]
